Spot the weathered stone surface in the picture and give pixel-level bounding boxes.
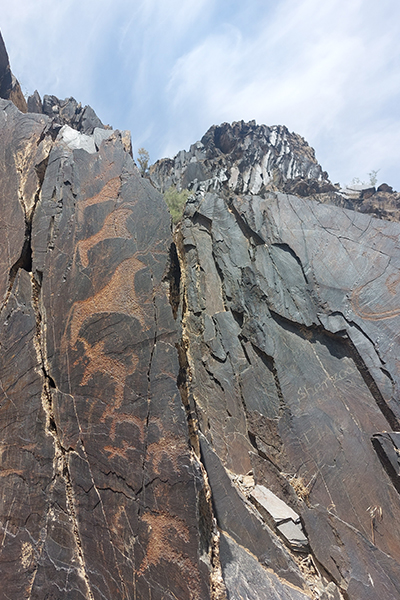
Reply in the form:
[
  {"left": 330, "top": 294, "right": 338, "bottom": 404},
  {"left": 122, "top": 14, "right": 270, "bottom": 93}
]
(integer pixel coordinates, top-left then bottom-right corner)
[
  {"left": 276, "top": 521, "right": 309, "bottom": 552},
  {"left": 27, "top": 90, "right": 42, "bottom": 113},
  {"left": 219, "top": 532, "right": 312, "bottom": 600},
  {"left": 303, "top": 506, "right": 400, "bottom": 599},
  {"left": 250, "top": 485, "right": 300, "bottom": 524},
  {"left": 150, "top": 121, "right": 400, "bottom": 598},
  {"left": 31, "top": 93, "right": 108, "bottom": 135},
  {"left": 199, "top": 434, "right": 307, "bottom": 590},
  {"left": 151, "top": 120, "right": 334, "bottom": 197},
  {"left": 3, "top": 22, "right": 400, "bottom": 597},
  {"left": 250, "top": 485, "right": 308, "bottom": 551},
  {"left": 0, "top": 31, "right": 27, "bottom": 112},
  {"left": 0, "top": 98, "right": 212, "bottom": 598},
  {"left": 372, "top": 432, "right": 400, "bottom": 493}
]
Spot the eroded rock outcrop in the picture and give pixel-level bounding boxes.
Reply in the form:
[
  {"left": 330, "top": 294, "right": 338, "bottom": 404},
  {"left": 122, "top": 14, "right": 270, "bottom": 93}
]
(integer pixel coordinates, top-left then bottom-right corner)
[
  {"left": 151, "top": 123, "right": 400, "bottom": 600},
  {"left": 150, "top": 121, "right": 335, "bottom": 197},
  {"left": 0, "top": 31, "right": 27, "bottom": 113},
  {"left": 2, "top": 30, "right": 400, "bottom": 600},
  {"left": 27, "top": 91, "right": 109, "bottom": 136},
  {"left": 0, "top": 97, "right": 213, "bottom": 599}
]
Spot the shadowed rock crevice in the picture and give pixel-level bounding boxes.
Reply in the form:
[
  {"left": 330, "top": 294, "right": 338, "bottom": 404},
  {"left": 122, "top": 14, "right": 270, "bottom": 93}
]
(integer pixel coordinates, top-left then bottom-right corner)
[
  {"left": 172, "top": 229, "right": 228, "bottom": 599},
  {"left": 31, "top": 273, "right": 96, "bottom": 600},
  {"left": 166, "top": 242, "right": 181, "bottom": 319},
  {"left": 2, "top": 144, "right": 52, "bottom": 312}
]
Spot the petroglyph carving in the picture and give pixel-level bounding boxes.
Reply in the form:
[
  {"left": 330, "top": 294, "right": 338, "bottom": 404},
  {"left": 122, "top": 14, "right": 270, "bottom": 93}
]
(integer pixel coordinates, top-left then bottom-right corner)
[
  {"left": 77, "top": 177, "right": 121, "bottom": 225},
  {"left": 146, "top": 416, "right": 188, "bottom": 475},
  {"left": 77, "top": 338, "right": 143, "bottom": 442},
  {"left": 77, "top": 208, "right": 133, "bottom": 268},
  {"left": 68, "top": 256, "right": 149, "bottom": 348},
  {"left": 352, "top": 276, "right": 400, "bottom": 321},
  {"left": 66, "top": 177, "right": 161, "bottom": 458},
  {"left": 138, "top": 511, "right": 201, "bottom": 597}
]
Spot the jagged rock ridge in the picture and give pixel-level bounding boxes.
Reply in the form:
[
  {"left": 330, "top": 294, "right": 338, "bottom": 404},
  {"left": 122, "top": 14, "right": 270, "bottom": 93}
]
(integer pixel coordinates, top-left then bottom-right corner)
[
  {"left": 151, "top": 120, "right": 335, "bottom": 198},
  {"left": 1, "top": 31, "right": 400, "bottom": 600},
  {"left": 151, "top": 123, "right": 400, "bottom": 599},
  {"left": 151, "top": 120, "right": 400, "bottom": 222}
]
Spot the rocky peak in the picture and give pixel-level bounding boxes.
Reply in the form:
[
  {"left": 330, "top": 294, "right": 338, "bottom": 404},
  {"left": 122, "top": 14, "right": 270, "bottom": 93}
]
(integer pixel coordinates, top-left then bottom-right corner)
[
  {"left": 27, "top": 90, "right": 108, "bottom": 135},
  {"left": 152, "top": 120, "right": 400, "bottom": 223},
  {"left": 0, "top": 31, "right": 27, "bottom": 113},
  {"left": 151, "top": 120, "right": 335, "bottom": 197}
]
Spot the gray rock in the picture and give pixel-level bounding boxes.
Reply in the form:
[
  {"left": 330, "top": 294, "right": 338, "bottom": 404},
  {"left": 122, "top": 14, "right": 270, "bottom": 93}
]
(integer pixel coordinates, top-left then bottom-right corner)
[
  {"left": 27, "top": 89, "right": 42, "bottom": 113},
  {"left": 220, "top": 532, "right": 311, "bottom": 600},
  {"left": 277, "top": 521, "right": 309, "bottom": 552},
  {"left": 93, "top": 126, "right": 114, "bottom": 149},
  {"left": 199, "top": 434, "right": 309, "bottom": 589},
  {"left": 58, "top": 124, "right": 97, "bottom": 153},
  {"left": 41, "top": 93, "right": 107, "bottom": 134},
  {"left": 250, "top": 485, "right": 300, "bottom": 524}
]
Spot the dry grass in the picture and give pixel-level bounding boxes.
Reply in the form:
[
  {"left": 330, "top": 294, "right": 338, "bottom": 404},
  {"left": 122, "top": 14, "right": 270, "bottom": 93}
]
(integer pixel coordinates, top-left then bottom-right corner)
[{"left": 281, "top": 472, "right": 316, "bottom": 503}]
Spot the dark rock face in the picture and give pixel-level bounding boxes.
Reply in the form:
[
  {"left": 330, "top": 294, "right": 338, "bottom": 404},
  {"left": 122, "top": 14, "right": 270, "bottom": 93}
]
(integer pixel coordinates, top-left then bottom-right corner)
[
  {"left": 0, "top": 31, "right": 27, "bottom": 112},
  {"left": 335, "top": 183, "right": 400, "bottom": 222},
  {"left": 26, "top": 91, "right": 108, "bottom": 135},
  {"left": 2, "top": 26, "right": 400, "bottom": 599},
  {"left": 0, "top": 97, "right": 212, "bottom": 599},
  {"left": 151, "top": 123, "right": 400, "bottom": 599}
]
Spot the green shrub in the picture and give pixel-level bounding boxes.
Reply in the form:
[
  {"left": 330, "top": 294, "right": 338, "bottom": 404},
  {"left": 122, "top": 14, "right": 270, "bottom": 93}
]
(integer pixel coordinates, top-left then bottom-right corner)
[
  {"left": 164, "top": 186, "right": 191, "bottom": 223},
  {"left": 137, "top": 147, "right": 150, "bottom": 176}
]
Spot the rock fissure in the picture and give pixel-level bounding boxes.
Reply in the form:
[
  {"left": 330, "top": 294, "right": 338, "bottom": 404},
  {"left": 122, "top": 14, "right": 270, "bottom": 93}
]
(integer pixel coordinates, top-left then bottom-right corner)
[
  {"left": 30, "top": 274, "right": 95, "bottom": 600},
  {"left": 172, "top": 228, "right": 228, "bottom": 600}
]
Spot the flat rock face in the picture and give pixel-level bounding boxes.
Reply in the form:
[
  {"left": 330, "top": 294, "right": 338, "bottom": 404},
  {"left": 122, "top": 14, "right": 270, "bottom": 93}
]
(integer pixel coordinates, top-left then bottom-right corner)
[
  {"left": 0, "top": 98, "right": 211, "bottom": 600},
  {"left": 150, "top": 123, "right": 400, "bottom": 599}
]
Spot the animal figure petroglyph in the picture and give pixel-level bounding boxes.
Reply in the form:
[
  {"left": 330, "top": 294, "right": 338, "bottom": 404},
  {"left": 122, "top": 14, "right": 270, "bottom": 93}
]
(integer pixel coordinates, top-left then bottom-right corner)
[
  {"left": 137, "top": 511, "right": 201, "bottom": 597},
  {"left": 67, "top": 254, "right": 151, "bottom": 445},
  {"left": 65, "top": 174, "right": 152, "bottom": 450},
  {"left": 76, "top": 177, "right": 121, "bottom": 226},
  {"left": 69, "top": 255, "right": 148, "bottom": 349},
  {"left": 77, "top": 208, "right": 133, "bottom": 268},
  {"left": 145, "top": 417, "right": 187, "bottom": 475}
]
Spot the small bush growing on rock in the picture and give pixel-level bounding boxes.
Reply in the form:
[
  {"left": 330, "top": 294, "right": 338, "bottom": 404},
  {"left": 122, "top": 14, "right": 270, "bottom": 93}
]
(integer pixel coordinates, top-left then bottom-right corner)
[
  {"left": 137, "top": 147, "right": 150, "bottom": 176},
  {"left": 164, "top": 186, "right": 190, "bottom": 223}
]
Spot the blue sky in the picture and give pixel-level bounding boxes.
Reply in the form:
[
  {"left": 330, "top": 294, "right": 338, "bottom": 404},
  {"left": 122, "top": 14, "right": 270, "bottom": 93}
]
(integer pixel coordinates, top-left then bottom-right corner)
[{"left": 2, "top": 0, "right": 400, "bottom": 189}]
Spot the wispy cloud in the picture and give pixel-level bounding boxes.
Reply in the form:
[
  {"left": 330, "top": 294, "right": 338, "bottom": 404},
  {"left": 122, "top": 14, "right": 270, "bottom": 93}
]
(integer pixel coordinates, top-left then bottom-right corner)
[
  {"left": 165, "top": 0, "right": 400, "bottom": 186},
  {"left": 2, "top": 0, "right": 400, "bottom": 188}
]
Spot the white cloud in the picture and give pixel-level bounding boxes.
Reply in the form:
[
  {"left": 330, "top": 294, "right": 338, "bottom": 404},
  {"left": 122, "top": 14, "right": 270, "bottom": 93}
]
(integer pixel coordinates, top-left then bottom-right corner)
[
  {"left": 2, "top": 0, "right": 400, "bottom": 188},
  {"left": 164, "top": 0, "right": 400, "bottom": 187}
]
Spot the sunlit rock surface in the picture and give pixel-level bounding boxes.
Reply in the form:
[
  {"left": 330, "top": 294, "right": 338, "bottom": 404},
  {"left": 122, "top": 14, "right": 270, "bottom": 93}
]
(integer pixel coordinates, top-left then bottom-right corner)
[
  {"left": 152, "top": 122, "right": 400, "bottom": 600},
  {"left": 1, "top": 30, "right": 400, "bottom": 600},
  {"left": 0, "top": 97, "right": 212, "bottom": 600}
]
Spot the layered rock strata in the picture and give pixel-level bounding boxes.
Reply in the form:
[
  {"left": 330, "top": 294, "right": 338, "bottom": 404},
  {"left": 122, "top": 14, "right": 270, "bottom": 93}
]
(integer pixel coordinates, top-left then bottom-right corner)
[
  {"left": 152, "top": 123, "right": 400, "bottom": 600},
  {"left": 2, "top": 32, "right": 400, "bottom": 600}
]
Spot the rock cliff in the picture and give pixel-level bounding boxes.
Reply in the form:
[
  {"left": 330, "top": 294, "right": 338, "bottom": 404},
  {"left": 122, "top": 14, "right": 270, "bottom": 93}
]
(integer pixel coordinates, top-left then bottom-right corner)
[{"left": 1, "top": 33, "right": 400, "bottom": 600}]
